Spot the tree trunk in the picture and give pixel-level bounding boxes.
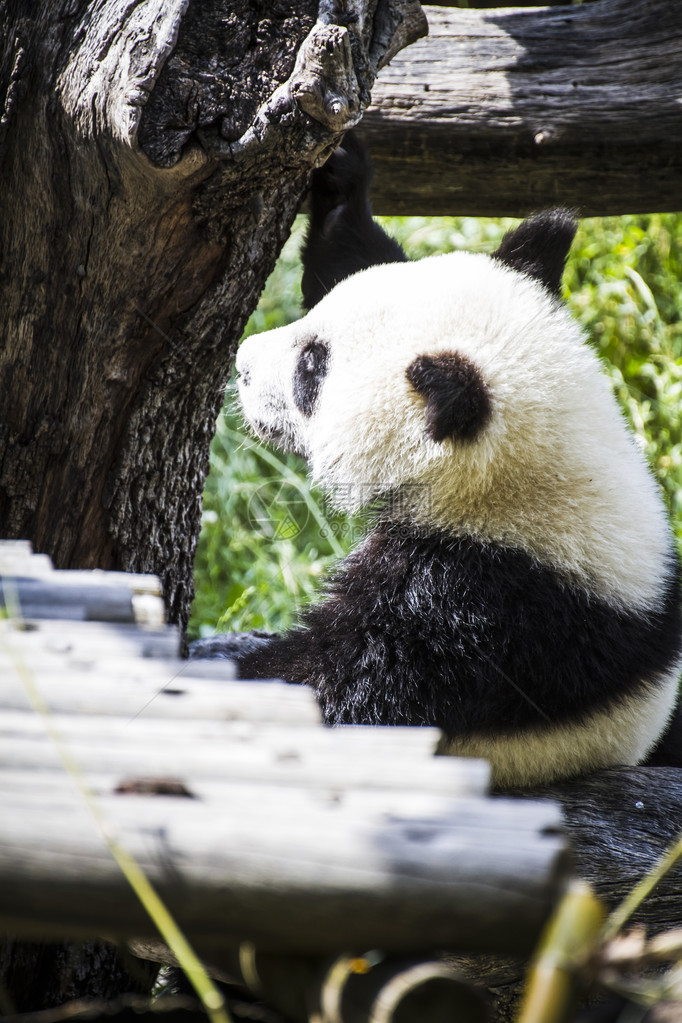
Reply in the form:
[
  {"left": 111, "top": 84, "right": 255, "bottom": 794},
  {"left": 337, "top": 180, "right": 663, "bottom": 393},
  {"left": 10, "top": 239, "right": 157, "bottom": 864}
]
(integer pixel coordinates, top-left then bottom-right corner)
[
  {"left": 0, "top": 940, "right": 157, "bottom": 1016},
  {"left": 0, "top": 0, "right": 425, "bottom": 1010},
  {"left": 362, "top": 0, "right": 682, "bottom": 216},
  {"left": 0, "top": 0, "right": 426, "bottom": 632}
]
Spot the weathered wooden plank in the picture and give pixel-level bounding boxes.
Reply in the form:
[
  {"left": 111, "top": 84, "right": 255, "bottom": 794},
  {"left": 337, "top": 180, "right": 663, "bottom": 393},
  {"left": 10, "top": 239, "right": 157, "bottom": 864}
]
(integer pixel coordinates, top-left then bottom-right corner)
[
  {"left": 0, "top": 543, "right": 164, "bottom": 597},
  {"left": 1, "top": 618, "right": 181, "bottom": 659},
  {"left": 0, "top": 540, "right": 34, "bottom": 555},
  {"left": 0, "top": 782, "right": 557, "bottom": 833},
  {"left": 362, "top": 0, "right": 682, "bottom": 215},
  {"left": 0, "top": 729, "right": 486, "bottom": 792},
  {"left": 0, "top": 672, "right": 322, "bottom": 724},
  {"left": 0, "top": 576, "right": 135, "bottom": 622},
  {"left": 0, "top": 767, "right": 490, "bottom": 808},
  {"left": 0, "top": 711, "right": 443, "bottom": 759},
  {"left": 0, "top": 789, "right": 566, "bottom": 955},
  {"left": 0, "top": 545, "right": 166, "bottom": 630},
  {"left": 0, "top": 649, "right": 228, "bottom": 681},
  {"left": 0, "top": 552, "right": 54, "bottom": 576}
]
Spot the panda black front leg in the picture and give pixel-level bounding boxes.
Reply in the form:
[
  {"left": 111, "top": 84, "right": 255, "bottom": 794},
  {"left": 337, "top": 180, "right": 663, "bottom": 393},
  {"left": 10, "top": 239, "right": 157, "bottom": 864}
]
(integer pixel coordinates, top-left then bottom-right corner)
[
  {"left": 301, "top": 130, "right": 407, "bottom": 309},
  {"left": 189, "top": 631, "right": 279, "bottom": 662}
]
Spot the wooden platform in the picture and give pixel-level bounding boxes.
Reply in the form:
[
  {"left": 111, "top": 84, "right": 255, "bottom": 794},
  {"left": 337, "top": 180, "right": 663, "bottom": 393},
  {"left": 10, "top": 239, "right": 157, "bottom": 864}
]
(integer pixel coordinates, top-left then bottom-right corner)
[{"left": 0, "top": 541, "right": 570, "bottom": 1019}]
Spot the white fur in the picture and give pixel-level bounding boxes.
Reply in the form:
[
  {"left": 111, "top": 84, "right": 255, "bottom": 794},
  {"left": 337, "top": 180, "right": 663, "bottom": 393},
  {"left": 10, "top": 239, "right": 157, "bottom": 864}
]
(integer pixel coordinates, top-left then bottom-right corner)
[
  {"left": 239, "top": 250, "right": 670, "bottom": 609},
  {"left": 443, "top": 662, "right": 681, "bottom": 788},
  {"left": 237, "top": 251, "right": 672, "bottom": 612}
]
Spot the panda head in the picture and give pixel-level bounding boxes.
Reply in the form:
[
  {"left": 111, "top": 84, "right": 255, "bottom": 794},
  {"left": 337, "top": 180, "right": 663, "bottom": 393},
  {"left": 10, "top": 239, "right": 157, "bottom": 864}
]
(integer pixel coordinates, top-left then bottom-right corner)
[
  {"left": 237, "top": 211, "right": 583, "bottom": 500},
  {"left": 236, "top": 211, "right": 669, "bottom": 599}
]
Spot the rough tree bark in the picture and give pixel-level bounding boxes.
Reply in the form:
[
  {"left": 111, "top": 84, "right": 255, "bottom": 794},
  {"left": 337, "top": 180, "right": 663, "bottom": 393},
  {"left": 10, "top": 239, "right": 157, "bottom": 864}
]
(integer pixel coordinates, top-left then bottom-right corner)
[
  {"left": 362, "top": 0, "right": 682, "bottom": 216},
  {"left": 0, "top": 0, "right": 425, "bottom": 1011},
  {"left": 0, "top": 0, "right": 426, "bottom": 632}
]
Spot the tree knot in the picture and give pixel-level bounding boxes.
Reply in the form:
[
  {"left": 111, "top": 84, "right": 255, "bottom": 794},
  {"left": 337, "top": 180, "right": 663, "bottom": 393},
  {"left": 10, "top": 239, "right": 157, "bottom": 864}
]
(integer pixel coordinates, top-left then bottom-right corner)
[{"left": 290, "top": 23, "right": 362, "bottom": 132}]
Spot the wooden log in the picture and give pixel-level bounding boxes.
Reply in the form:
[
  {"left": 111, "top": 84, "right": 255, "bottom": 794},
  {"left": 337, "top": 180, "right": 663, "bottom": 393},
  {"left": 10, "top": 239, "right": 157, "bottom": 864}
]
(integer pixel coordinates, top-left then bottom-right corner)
[
  {"left": 0, "top": 724, "right": 487, "bottom": 792},
  {"left": 0, "top": 648, "right": 211, "bottom": 685},
  {"left": 0, "top": 543, "right": 165, "bottom": 601},
  {"left": 0, "top": 552, "right": 54, "bottom": 576},
  {"left": 0, "top": 711, "right": 443, "bottom": 759},
  {"left": 0, "top": 540, "right": 34, "bottom": 555},
  {"left": 1, "top": 619, "right": 181, "bottom": 660},
  {"left": 0, "top": 541, "right": 163, "bottom": 594},
  {"left": 362, "top": 0, "right": 682, "bottom": 216},
  {"left": 0, "top": 768, "right": 490, "bottom": 809},
  {"left": 0, "top": 780, "right": 556, "bottom": 832},
  {"left": 0, "top": 553, "right": 166, "bottom": 626},
  {"left": 0, "top": 786, "right": 566, "bottom": 955},
  {"left": 0, "top": 576, "right": 135, "bottom": 623},
  {"left": 544, "top": 767, "right": 682, "bottom": 931},
  {"left": 0, "top": 669, "right": 321, "bottom": 725}
]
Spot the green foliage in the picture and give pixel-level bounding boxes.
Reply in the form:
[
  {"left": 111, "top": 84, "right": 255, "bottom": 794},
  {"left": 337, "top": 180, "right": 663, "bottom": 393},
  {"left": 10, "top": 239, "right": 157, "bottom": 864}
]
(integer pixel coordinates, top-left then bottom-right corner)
[
  {"left": 189, "top": 213, "right": 682, "bottom": 640},
  {"left": 566, "top": 215, "right": 682, "bottom": 528},
  {"left": 191, "top": 224, "right": 367, "bottom": 637}
]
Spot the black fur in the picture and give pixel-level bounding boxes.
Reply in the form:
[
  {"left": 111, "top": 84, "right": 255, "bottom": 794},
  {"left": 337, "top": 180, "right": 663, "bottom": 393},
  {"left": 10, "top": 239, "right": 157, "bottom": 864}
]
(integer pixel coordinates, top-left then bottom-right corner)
[
  {"left": 645, "top": 701, "right": 682, "bottom": 766},
  {"left": 190, "top": 630, "right": 277, "bottom": 661},
  {"left": 234, "top": 524, "right": 682, "bottom": 739},
  {"left": 301, "top": 131, "right": 407, "bottom": 309},
  {"left": 293, "top": 339, "right": 329, "bottom": 417},
  {"left": 406, "top": 352, "right": 493, "bottom": 442},
  {"left": 494, "top": 209, "right": 578, "bottom": 297}
]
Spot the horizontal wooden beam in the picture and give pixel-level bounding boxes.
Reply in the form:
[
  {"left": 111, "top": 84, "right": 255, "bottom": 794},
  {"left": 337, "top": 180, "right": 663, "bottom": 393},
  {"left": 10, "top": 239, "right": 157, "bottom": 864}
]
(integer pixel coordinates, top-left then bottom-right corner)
[
  {"left": 0, "top": 708, "right": 478, "bottom": 793},
  {"left": 0, "top": 784, "right": 565, "bottom": 955},
  {"left": 362, "top": 0, "right": 682, "bottom": 216}
]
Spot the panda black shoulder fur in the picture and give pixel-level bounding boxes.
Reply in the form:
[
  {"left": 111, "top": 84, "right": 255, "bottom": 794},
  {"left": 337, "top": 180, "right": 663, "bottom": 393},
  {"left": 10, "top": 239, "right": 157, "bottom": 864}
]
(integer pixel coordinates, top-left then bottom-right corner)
[{"left": 194, "top": 133, "right": 682, "bottom": 788}]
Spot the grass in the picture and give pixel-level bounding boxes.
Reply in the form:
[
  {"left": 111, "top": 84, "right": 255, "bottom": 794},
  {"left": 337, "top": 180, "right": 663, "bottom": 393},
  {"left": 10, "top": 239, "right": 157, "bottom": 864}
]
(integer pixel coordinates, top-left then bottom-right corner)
[{"left": 188, "top": 213, "right": 682, "bottom": 640}]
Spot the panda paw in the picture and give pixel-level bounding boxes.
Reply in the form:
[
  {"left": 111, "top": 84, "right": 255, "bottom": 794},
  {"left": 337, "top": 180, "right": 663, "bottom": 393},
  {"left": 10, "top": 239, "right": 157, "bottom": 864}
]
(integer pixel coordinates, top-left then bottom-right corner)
[
  {"left": 189, "top": 630, "right": 279, "bottom": 662},
  {"left": 302, "top": 131, "right": 406, "bottom": 309},
  {"left": 308, "top": 130, "right": 373, "bottom": 230}
]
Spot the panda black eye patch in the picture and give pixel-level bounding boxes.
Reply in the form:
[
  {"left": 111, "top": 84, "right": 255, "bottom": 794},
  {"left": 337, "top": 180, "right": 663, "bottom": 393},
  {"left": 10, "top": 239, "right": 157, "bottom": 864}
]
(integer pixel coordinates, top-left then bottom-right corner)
[{"left": 293, "top": 339, "right": 329, "bottom": 417}]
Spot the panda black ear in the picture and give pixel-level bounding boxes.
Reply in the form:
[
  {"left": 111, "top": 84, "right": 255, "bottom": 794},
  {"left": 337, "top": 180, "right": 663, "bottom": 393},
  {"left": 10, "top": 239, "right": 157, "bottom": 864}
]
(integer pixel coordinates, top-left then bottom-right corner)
[
  {"left": 406, "top": 352, "right": 492, "bottom": 443},
  {"left": 493, "top": 209, "right": 578, "bottom": 297}
]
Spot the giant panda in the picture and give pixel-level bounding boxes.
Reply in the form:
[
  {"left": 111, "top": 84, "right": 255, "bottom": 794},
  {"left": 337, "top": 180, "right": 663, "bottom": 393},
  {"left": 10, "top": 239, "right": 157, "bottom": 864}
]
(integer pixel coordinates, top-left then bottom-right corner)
[{"left": 194, "top": 134, "right": 682, "bottom": 788}]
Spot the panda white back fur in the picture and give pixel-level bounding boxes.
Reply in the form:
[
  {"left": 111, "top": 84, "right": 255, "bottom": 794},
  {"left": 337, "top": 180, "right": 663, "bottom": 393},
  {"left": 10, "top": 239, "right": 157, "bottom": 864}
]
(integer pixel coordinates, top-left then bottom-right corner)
[{"left": 204, "top": 135, "right": 682, "bottom": 788}]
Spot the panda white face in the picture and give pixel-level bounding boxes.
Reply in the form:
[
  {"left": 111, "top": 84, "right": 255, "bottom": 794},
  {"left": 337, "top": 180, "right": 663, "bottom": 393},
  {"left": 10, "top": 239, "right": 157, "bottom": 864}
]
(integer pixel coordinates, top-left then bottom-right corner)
[
  {"left": 236, "top": 245, "right": 671, "bottom": 613},
  {"left": 239, "top": 252, "right": 557, "bottom": 490}
]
